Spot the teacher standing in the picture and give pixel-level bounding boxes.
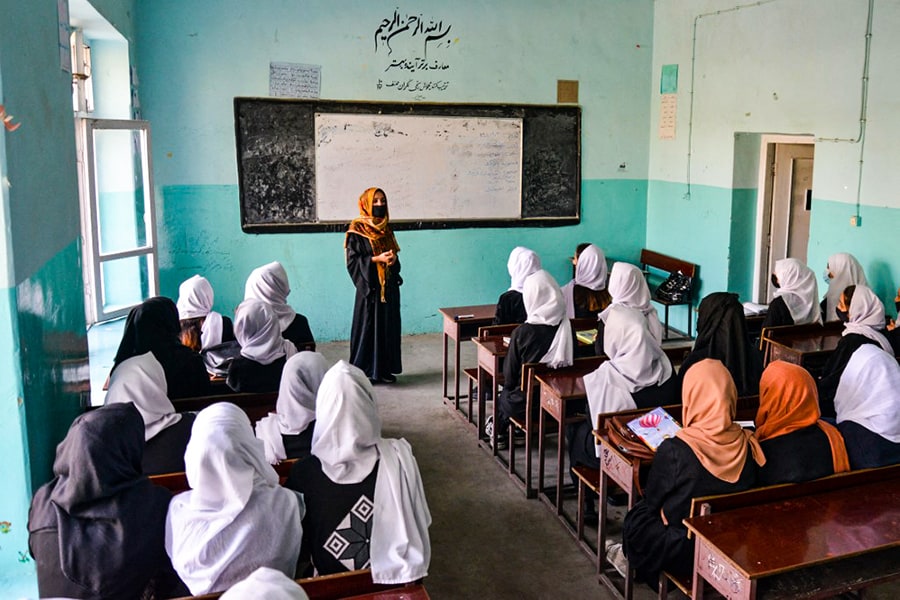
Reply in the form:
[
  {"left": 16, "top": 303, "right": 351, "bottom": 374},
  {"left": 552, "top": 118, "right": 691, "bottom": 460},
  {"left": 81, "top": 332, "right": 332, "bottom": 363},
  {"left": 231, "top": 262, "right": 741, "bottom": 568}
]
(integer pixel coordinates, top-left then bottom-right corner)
[{"left": 345, "top": 187, "right": 402, "bottom": 384}]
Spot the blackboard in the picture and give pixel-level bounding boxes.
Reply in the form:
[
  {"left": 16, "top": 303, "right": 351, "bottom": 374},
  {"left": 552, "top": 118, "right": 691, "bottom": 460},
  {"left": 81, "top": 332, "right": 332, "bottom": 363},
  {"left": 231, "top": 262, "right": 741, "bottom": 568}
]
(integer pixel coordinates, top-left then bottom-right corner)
[{"left": 234, "top": 98, "right": 581, "bottom": 233}]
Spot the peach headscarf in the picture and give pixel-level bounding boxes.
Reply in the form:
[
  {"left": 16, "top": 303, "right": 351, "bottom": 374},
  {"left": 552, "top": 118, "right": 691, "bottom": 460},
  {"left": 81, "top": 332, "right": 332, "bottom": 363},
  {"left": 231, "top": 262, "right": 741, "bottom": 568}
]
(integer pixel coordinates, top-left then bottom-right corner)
[
  {"left": 676, "top": 359, "right": 766, "bottom": 483},
  {"left": 345, "top": 187, "right": 400, "bottom": 302},
  {"left": 757, "top": 361, "right": 850, "bottom": 473}
]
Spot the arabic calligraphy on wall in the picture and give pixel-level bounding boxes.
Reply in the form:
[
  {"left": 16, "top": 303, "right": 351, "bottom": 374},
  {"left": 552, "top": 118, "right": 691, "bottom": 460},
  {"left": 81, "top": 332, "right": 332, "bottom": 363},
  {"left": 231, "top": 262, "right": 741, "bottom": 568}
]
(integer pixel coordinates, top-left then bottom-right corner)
[{"left": 374, "top": 8, "right": 456, "bottom": 98}]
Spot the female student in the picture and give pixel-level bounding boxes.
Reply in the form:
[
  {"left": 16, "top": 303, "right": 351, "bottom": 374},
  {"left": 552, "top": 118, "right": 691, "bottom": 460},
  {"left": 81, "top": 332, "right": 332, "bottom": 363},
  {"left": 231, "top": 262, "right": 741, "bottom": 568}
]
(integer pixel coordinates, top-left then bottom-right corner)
[
  {"left": 105, "top": 351, "right": 196, "bottom": 475},
  {"left": 166, "top": 402, "right": 304, "bottom": 595},
  {"left": 111, "top": 296, "right": 211, "bottom": 399},
  {"left": 821, "top": 252, "right": 867, "bottom": 322},
  {"left": 256, "top": 351, "right": 330, "bottom": 464},
  {"left": 762, "top": 258, "right": 821, "bottom": 329},
  {"left": 245, "top": 261, "right": 316, "bottom": 351},
  {"left": 493, "top": 246, "right": 542, "bottom": 325},
  {"left": 594, "top": 262, "right": 663, "bottom": 355},
  {"left": 568, "top": 305, "right": 676, "bottom": 501},
  {"left": 227, "top": 299, "right": 298, "bottom": 393},
  {"left": 619, "top": 359, "right": 763, "bottom": 585},
  {"left": 817, "top": 284, "right": 893, "bottom": 416},
  {"left": 561, "top": 243, "right": 611, "bottom": 319},
  {"left": 176, "top": 274, "right": 235, "bottom": 351},
  {"left": 345, "top": 187, "right": 402, "bottom": 384},
  {"left": 678, "top": 292, "right": 763, "bottom": 397},
  {"left": 285, "top": 361, "right": 431, "bottom": 584},
  {"left": 833, "top": 343, "right": 900, "bottom": 469},
  {"left": 755, "top": 361, "right": 849, "bottom": 485},
  {"left": 28, "top": 403, "right": 187, "bottom": 599},
  {"left": 489, "top": 269, "right": 574, "bottom": 449}
]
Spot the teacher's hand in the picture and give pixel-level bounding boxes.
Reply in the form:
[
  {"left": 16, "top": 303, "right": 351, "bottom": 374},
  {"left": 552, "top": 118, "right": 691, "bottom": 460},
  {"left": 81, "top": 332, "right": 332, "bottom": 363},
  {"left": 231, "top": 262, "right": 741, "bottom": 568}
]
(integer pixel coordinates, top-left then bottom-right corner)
[{"left": 374, "top": 250, "right": 396, "bottom": 265}]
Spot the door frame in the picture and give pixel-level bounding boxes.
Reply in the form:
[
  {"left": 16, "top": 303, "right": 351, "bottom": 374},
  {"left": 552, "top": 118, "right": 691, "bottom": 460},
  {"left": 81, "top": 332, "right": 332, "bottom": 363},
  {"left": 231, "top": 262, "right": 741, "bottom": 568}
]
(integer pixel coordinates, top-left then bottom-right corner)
[{"left": 752, "top": 134, "right": 815, "bottom": 302}]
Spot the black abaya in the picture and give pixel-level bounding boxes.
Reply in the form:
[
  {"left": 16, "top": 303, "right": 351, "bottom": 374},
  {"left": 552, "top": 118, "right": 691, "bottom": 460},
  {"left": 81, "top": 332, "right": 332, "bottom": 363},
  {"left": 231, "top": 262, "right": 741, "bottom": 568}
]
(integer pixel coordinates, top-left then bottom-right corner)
[
  {"left": 346, "top": 232, "right": 402, "bottom": 380},
  {"left": 496, "top": 323, "right": 557, "bottom": 433},
  {"left": 816, "top": 334, "right": 878, "bottom": 417}
]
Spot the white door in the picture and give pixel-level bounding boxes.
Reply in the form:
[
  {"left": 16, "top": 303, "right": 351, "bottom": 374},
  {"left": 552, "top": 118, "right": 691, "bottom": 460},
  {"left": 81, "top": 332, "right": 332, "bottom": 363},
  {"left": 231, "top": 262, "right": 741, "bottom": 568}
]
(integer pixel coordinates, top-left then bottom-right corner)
[
  {"left": 77, "top": 118, "right": 159, "bottom": 324},
  {"left": 758, "top": 142, "right": 815, "bottom": 301}
]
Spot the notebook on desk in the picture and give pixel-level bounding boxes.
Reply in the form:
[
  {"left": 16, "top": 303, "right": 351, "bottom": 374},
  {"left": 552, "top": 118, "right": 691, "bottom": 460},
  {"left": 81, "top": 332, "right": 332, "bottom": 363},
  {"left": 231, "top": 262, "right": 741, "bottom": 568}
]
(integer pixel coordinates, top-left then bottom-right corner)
[
  {"left": 576, "top": 328, "right": 597, "bottom": 345},
  {"left": 626, "top": 406, "right": 682, "bottom": 451}
]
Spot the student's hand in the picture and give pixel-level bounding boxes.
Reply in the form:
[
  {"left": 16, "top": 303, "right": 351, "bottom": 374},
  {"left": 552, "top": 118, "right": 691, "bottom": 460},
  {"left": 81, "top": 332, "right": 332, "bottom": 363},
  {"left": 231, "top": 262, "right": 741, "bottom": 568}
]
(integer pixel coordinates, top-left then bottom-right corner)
[{"left": 889, "top": 319, "right": 896, "bottom": 332}]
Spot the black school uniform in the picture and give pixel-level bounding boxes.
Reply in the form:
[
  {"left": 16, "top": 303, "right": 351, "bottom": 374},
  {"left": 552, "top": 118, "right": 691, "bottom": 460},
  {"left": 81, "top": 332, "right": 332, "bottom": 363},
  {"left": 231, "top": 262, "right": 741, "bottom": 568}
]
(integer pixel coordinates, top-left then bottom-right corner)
[
  {"left": 281, "top": 425, "right": 316, "bottom": 462},
  {"left": 493, "top": 290, "right": 527, "bottom": 325},
  {"left": 226, "top": 356, "right": 287, "bottom": 393},
  {"left": 283, "top": 314, "right": 316, "bottom": 351},
  {"left": 622, "top": 437, "right": 757, "bottom": 585},
  {"left": 838, "top": 420, "right": 900, "bottom": 470},
  {"left": 761, "top": 296, "right": 794, "bottom": 330},
  {"left": 757, "top": 425, "right": 836, "bottom": 486},
  {"left": 816, "top": 334, "right": 878, "bottom": 418},
  {"left": 143, "top": 412, "right": 197, "bottom": 475},
  {"left": 496, "top": 322, "right": 557, "bottom": 433},
  {"left": 285, "top": 456, "right": 379, "bottom": 576}
]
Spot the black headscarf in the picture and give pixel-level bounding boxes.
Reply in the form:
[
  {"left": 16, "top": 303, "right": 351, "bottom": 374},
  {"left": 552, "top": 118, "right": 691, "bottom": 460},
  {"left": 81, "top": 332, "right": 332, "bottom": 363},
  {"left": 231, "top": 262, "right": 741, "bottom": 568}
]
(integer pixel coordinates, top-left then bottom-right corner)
[
  {"left": 112, "top": 296, "right": 183, "bottom": 372},
  {"left": 28, "top": 403, "right": 174, "bottom": 596},
  {"left": 679, "top": 292, "right": 763, "bottom": 397}
]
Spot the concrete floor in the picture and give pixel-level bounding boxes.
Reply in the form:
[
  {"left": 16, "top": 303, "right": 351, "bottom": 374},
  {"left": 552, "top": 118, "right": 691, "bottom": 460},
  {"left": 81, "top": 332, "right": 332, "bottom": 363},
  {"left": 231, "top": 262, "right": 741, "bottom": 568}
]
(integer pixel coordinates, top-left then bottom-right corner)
[{"left": 315, "top": 333, "right": 655, "bottom": 600}]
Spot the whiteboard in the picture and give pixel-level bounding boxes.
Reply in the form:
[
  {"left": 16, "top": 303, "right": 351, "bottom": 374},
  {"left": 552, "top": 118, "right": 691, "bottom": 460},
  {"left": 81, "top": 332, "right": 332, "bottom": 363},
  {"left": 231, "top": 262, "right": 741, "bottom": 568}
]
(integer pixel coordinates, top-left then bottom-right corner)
[{"left": 314, "top": 113, "right": 523, "bottom": 221}]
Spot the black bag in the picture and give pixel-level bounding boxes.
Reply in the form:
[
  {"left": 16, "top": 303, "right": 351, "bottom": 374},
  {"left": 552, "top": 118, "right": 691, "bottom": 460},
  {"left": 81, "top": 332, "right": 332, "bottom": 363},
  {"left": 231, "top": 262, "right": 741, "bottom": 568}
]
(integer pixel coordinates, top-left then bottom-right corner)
[{"left": 654, "top": 271, "right": 693, "bottom": 304}]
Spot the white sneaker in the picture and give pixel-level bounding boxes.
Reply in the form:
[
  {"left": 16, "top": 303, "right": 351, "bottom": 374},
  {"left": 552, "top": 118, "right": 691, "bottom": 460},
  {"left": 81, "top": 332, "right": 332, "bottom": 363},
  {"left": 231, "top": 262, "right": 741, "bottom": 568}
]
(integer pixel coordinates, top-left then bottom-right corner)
[
  {"left": 605, "top": 542, "right": 628, "bottom": 578},
  {"left": 484, "top": 415, "right": 494, "bottom": 439}
]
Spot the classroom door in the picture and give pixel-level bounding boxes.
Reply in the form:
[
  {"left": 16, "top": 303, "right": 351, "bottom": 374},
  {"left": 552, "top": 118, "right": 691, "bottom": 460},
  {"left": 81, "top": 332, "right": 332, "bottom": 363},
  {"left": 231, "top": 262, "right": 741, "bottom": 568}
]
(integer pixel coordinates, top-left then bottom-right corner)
[
  {"left": 760, "top": 142, "right": 815, "bottom": 301},
  {"left": 76, "top": 118, "right": 159, "bottom": 324}
]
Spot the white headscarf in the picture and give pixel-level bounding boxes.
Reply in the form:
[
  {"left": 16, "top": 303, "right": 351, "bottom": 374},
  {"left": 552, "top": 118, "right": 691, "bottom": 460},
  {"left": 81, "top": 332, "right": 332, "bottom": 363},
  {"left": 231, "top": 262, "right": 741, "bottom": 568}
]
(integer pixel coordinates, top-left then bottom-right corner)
[
  {"left": 602, "top": 262, "right": 664, "bottom": 343},
  {"left": 507, "top": 246, "right": 542, "bottom": 292},
  {"left": 255, "top": 352, "right": 329, "bottom": 464},
  {"left": 562, "top": 244, "right": 608, "bottom": 318},
  {"left": 105, "top": 351, "right": 181, "bottom": 440},
  {"left": 244, "top": 261, "right": 297, "bottom": 332},
  {"left": 177, "top": 275, "right": 225, "bottom": 349},
  {"left": 824, "top": 253, "right": 867, "bottom": 322},
  {"left": 312, "top": 361, "right": 432, "bottom": 584},
  {"left": 773, "top": 258, "right": 822, "bottom": 325},
  {"left": 523, "top": 270, "right": 574, "bottom": 369},
  {"left": 835, "top": 343, "right": 900, "bottom": 443},
  {"left": 585, "top": 305, "right": 673, "bottom": 456},
  {"left": 843, "top": 285, "right": 892, "bottom": 353},
  {"left": 234, "top": 299, "right": 297, "bottom": 365},
  {"left": 220, "top": 567, "right": 310, "bottom": 600},
  {"left": 166, "top": 403, "right": 304, "bottom": 595}
]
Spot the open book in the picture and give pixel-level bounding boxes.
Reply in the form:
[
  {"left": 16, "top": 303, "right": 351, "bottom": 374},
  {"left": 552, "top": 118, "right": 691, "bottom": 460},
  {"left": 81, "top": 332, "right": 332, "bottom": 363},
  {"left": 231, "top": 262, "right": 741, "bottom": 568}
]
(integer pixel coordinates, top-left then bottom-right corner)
[
  {"left": 626, "top": 406, "right": 682, "bottom": 452},
  {"left": 575, "top": 328, "right": 597, "bottom": 345}
]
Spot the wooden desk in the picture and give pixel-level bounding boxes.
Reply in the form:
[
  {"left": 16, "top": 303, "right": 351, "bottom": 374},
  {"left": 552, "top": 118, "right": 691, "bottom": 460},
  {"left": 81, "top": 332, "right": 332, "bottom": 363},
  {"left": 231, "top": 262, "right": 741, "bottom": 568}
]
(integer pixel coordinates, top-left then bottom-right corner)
[
  {"left": 439, "top": 304, "right": 496, "bottom": 409},
  {"left": 684, "top": 477, "right": 900, "bottom": 599},
  {"left": 342, "top": 584, "right": 429, "bottom": 600},
  {"left": 471, "top": 335, "right": 508, "bottom": 455},
  {"left": 760, "top": 322, "right": 843, "bottom": 377},
  {"left": 535, "top": 364, "right": 596, "bottom": 517}
]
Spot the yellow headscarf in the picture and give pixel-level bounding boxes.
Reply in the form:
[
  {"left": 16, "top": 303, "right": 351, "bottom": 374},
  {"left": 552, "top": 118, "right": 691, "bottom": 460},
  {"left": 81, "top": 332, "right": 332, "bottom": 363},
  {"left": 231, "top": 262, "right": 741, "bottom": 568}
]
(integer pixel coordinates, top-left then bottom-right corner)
[{"left": 345, "top": 187, "right": 400, "bottom": 302}]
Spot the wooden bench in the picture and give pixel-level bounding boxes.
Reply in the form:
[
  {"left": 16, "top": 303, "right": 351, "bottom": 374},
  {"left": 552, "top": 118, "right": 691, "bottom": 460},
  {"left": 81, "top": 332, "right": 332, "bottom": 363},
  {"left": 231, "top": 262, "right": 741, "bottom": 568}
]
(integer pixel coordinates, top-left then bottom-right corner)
[
  {"left": 150, "top": 458, "right": 299, "bottom": 494},
  {"left": 660, "top": 463, "right": 900, "bottom": 599},
  {"left": 176, "top": 568, "right": 425, "bottom": 599},
  {"left": 171, "top": 390, "right": 278, "bottom": 424},
  {"left": 640, "top": 249, "right": 698, "bottom": 340}
]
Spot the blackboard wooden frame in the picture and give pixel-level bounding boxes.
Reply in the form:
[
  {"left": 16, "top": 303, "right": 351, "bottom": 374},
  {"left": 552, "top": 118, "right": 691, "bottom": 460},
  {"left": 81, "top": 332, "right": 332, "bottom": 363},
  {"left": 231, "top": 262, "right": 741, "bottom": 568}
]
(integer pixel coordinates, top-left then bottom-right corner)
[{"left": 234, "top": 98, "right": 581, "bottom": 233}]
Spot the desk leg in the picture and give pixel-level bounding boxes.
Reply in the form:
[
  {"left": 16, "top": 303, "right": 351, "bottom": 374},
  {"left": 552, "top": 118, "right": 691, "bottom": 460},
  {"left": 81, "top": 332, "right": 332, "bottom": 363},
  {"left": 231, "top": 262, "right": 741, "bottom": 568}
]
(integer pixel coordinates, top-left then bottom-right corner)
[
  {"left": 454, "top": 335, "right": 462, "bottom": 407},
  {"left": 442, "top": 332, "right": 449, "bottom": 400},
  {"left": 537, "top": 409, "right": 546, "bottom": 499},
  {"left": 476, "top": 366, "right": 487, "bottom": 442},
  {"left": 490, "top": 372, "right": 500, "bottom": 457},
  {"left": 555, "top": 417, "right": 565, "bottom": 515},
  {"left": 598, "top": 470, "right": 609, "bottom": 577}
]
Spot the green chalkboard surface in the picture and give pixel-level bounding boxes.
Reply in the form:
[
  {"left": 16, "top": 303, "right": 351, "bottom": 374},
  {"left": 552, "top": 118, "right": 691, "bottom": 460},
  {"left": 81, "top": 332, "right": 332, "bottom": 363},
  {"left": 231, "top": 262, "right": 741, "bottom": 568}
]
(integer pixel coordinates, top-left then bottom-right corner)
[{"left": 234, "top": 98, "right": 581, "bottom": 233}]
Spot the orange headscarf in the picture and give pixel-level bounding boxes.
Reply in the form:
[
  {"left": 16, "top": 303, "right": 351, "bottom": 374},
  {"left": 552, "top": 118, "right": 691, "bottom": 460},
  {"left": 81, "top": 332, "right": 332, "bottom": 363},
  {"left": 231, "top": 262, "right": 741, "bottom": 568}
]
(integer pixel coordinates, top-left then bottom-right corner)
[
  {"left": 757, "top": 361, "right": 850, "bottom": 474},
  {"left": 676, "top": 359, "right": 766, "bottom": 483},
  {"left": 345, "top": 187, "right": 400, "bottom": 302}
]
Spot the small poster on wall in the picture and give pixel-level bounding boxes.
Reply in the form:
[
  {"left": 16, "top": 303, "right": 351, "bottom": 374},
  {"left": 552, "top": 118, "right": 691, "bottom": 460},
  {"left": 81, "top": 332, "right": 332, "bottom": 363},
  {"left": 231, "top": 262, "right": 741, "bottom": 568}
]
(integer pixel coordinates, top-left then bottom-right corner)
[
  {"left": 269, "top": 62, "right": 321, "bottom": 99},
  {"left": 659, "top": 93, "right": 677, "bottom": 140}
]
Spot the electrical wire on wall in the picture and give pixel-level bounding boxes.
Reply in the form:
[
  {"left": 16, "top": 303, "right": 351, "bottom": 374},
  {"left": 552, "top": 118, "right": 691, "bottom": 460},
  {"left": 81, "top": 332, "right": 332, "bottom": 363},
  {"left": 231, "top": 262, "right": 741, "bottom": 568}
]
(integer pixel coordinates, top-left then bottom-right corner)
[{"left": 685, "top": 0, "right": 874, "bottom": 223}]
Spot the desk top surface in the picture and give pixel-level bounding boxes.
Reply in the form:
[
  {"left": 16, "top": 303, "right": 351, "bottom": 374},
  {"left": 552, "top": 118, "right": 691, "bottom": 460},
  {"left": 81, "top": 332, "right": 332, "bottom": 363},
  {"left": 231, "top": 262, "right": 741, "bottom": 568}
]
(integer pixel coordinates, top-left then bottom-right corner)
[
  {"left": 769, "top": 332, "right": 843, "bottom": 353},
  {"left": 438, "top": 304, "right": 496, "bottom": 322},
  {"left": 471, "top": 335, "right": 509, "bottom": 355},
  {"left": 684, "top": 477, "right": 900, "bottom": 579},
  {"left": 343, "top": 584, "right": 429, "bottom": 600}
]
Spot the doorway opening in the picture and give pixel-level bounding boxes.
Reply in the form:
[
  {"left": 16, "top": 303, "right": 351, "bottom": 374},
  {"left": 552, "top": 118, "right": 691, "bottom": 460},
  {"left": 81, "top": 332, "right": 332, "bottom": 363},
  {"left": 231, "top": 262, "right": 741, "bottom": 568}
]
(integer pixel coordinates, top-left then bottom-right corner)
[{"left": 753, "top": 135, "right": 815, "bottom": 302}]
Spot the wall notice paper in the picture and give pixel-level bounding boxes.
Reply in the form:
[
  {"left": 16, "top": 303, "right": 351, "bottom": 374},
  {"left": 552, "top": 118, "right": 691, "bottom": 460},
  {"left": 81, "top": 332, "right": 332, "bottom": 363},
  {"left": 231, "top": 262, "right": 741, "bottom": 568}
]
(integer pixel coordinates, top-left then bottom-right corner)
[
  {"left": 659, "top": 93, "right": 677, "bottom": 140},
  {"left": 269, "top": 62, "right": 321, "bottom": 99}
]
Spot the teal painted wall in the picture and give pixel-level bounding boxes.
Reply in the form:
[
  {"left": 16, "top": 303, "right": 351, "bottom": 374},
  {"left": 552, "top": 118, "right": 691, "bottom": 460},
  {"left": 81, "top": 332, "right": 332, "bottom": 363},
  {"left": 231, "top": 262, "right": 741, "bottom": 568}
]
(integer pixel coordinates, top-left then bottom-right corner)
[
  {"left": 159, "top": 179, "right": 648, "bottom": 341},
  {"left": 727, "top": 188, "right": 758, "bottom": 302},
  {"left": 808, "top": 199, "right": 900, "bottom": 319}
]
